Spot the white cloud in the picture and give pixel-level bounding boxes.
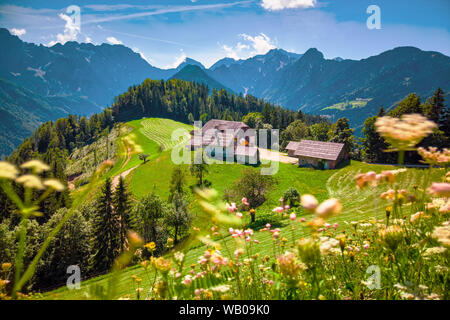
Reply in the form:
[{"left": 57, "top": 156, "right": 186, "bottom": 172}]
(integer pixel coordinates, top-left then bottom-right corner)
[
  {"left": 106, "top": 36, "right": 123, "bottom": 45},
  {"left": 85, "top": 36, "right": 93, "bottom": 43},
  {"left": 166, "top": 51, "right": 187, "bottom": 69},
  {"left": 221, "top": 42, "right": 250, "bottom": 60},
  {"left": 240, "top": 33, "right": 276, "bottom": 55},
  {"left": 261, "top": 0, "right": 317, "bottom": 11},
  {"left": 48, "top": 13, "right": 80, "bottom": 46},
  {"left": 10, "top": 28, "right": 26, "bottom": 36},
  {"left": 221, "top": 33, "right": 276, "bottom": 60}
]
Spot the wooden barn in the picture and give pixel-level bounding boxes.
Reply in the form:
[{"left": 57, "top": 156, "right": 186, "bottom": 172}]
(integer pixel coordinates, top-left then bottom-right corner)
[{"left": 285, "top": 140, "right": 348, "bottom": 169}]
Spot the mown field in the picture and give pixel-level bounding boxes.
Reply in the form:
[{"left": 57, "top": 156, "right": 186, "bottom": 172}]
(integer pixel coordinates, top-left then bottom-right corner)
[{"left": 42, "top": 118, "right": 444, "bottom": 300}]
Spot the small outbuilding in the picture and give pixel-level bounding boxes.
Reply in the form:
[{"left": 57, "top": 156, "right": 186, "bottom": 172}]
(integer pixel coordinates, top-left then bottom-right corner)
[{"left": 286, "top": 140, "right": 348, "bottom": 169}]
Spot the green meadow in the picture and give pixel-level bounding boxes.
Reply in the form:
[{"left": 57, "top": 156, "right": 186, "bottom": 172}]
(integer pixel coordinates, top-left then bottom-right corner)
[{"left": 41, "top": 118, "right": 443, "bottom": 300}]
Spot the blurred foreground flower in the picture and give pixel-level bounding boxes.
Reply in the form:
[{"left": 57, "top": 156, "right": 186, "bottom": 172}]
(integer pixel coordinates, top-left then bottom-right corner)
[{"left": 375, "top": 114, "right": 436, "bottom": 151}]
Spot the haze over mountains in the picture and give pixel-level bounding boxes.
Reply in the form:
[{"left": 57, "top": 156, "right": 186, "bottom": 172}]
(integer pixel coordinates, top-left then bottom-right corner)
[{"left": 0, "top": 27, "right": 449, "bottom": 156}]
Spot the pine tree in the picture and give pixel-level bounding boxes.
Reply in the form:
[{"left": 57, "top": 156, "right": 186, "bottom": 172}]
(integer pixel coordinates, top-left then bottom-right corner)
[
  {"left": 329, "top": 118, "right": 354, "bottom": 154},
  {"left": 166, "top": 193, "right": 191, "bottom": 244},
  {"left": 169, "top": 167, "right": 186, "bottom": 202},
  {"left": 113, "top": 176, "right": 133, "bottom": 251},
  {"left": 92, "top": 178, "right": 120, "bottom": 273}
]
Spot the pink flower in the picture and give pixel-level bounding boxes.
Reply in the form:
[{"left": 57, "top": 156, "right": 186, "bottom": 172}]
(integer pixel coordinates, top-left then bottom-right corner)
[
  {"left": 183, "top": 275, "right": 192, "bottom": 285},
  {"left": 325, "top": 223, "right": 331, "bottom": 229},
  {"left": 284, "top": 205, "right": 290, "bottom": 210},
  {"left": 236, "top": 212, "right": 243, "bottom": 218},
  {"left": 266, "top": 223, "right": 271, "bottom": 229},
  {"left": 229, "top": 227, "right": 234, "bottom": 234},
  {"left": 204, "top": 251, "right": 211, "bottom": 259},
  {"left": 428, "top": 182, "right": 450, "bottom": 197},
  {"left": 289, "top": 213, "right": 296, "bottom": 221},
  {"left": 227, "top": 203, "right": 237, "bottom": 213},
  {"left": 300, "top": 218, "right": 306, "bottom": 222},
  {"left": 242, "top": 197, "right": 250, "bottom": 206},
  {"left": 273, "top": 206, "right": 284, "bottom": 213},
  {"left": 245, "top": 237, "right": 251, "bottom": 242},
  {"left": 254, "top": 239, "right": 259, "bottom": 244},
  {"left": 363, "top": 243, "right": 370, "bottom": 249},
  {"left": 333, "top": 223, "right": 339, "bottom": 229}
]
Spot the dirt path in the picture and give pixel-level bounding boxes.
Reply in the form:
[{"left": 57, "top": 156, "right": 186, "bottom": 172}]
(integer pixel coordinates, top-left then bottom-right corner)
[
  {"left": 111, "top": 165, "right": 139, "bottom": 191},
  {"left": 258, "top": 147, "right": 298, "bottom": 164}
]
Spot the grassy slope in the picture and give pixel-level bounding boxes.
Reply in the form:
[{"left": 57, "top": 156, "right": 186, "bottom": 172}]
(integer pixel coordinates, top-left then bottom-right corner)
[{"left": 43, "top": 118, "right": 444, "bottom": 299}]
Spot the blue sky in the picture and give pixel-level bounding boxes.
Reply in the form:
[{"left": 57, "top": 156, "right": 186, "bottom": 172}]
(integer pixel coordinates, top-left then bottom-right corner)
[{"left": 1, "top": 0, "right": 449, "bottom": 68}]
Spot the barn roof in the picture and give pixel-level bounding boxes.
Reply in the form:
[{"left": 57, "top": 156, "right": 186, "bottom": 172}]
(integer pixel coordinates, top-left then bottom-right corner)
[
  {"left": 202, "top": 119, "right": 249, "bottom": 132},
  {"left": 292, "top": 140, "right": 345, "bottom": 161},
  {"left": 186, "top": 119, "right": 251, "bottom": 148},
  {"left": 285, "top": 141, "right": 302, "bottom": 150}
]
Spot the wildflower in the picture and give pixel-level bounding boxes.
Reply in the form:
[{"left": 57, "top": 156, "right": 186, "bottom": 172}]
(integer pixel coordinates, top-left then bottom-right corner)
[
  {"left": 241, "top": 197, "right": 249, "bottom": 206},
  {"left": 301, "top": 194, "right": 318, "bottom": 211},
  {"left": 284, "top": 205, "right": 290, "bottom": 210},
  {"left": 432, "top": 221, "right": 450, "bottom": 247},
  {"left": 297, "top": 238, "right": 321, "bottom": 268},
  {"left": 144, "top": 242, "right": 156, "bottom": 251},
  {"left": 227, "top": 202, "right": 237, "bottom": 213},
  {"left": 174, "top": 252, "right": 184, "bottom": 263},
  {"left": 0, "top": 161, "right": 18, "bottom": 180},
  {"left": 439, "top": 199, "right": 450, "bottom": 214},
  {"left": 418, "top": 147, "right": 450, "bottom": 166},
  {"left": 306, "top": 217, "right": 326, "bottom": 230},
  {"left": 43, "top": 179, "right": 65, "bottom": 192},
  {"left": 355, "top": 171, "right": 377, "bottom": 189},
  {"left": 379, "top": 225, "right": 404, "bottom": 251},
  {"left": 428, "top": 182, "right": 450, "bottom": 197},
  {"left": 277, "top": 251, "right": 303, "bottom": 278},
  {"left": 319, "top": 237, "right": 340, "bottom": 255},
  {"left": 315, "top": 198, "right": 342, "bottom": 218},
  {"left": 20, "top": 160, "right": 50, "bottom": 174},
  {"left": 290, "top": 213, "right": 296, "bottom": 221},
  {"left": 152, "top": 257, "right": 172, "bottom": 273},
  {"left": 166, "top": 238, "right": 174, "bottom": 248},
  {"left": 410, "top": 211, "right": 427, "bottom": 223},
  {"left": 16, "top": 174, "right": 44, "bottom": 190},
  {"left": 265, "top": 223, "right": 271, "bottom": 229},
  {"left": 423, "top": 247, "right": 447, "bottom": 257},
  {"left": 234, "top": 248, "right": 244, "bottom": 259},
  {"left": 336, "top": 235, "right": 346, "bottom": 251},
  {"left": 141, "top": 260, "right": 149, "bottom": 269},
  {"left": 272, "top": 206, "right": 284, "bottom": 213},
  {"left": 211, "top": 284, "right": 231, "bottom": 293},
  {"left": 183, "top": 275, "right": 192, "bottom": 286},
  {"left": 1, "top": 262, "right": 12, "bottom": 271},
  {"left": 375, "top": 114, "right": 436, "bottom": 151},
  {"left": 380, "top": 189, "right": 396, "bottom": 201},
  {"left": 236, "top": 212, "right": 243, "bottom": 218}
]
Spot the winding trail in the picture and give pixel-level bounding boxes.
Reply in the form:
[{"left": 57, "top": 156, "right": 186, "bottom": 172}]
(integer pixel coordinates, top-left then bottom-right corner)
[{"left": 111, "top": 165, "right": 139, "bottom": 191}]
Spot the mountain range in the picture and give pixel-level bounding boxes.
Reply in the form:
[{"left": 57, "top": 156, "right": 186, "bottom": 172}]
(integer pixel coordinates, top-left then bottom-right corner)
[{"left": 0, "top": 27, "right": 449, "bottom": 156}]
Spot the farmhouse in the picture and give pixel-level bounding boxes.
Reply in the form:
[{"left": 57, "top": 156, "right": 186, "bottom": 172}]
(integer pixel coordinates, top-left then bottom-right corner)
[
  {"left": 186, "top": 119, "right": 259, "bottom": 164},
  {"left": 286, "top": 139, "right": 348, "bottom": 169}
]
